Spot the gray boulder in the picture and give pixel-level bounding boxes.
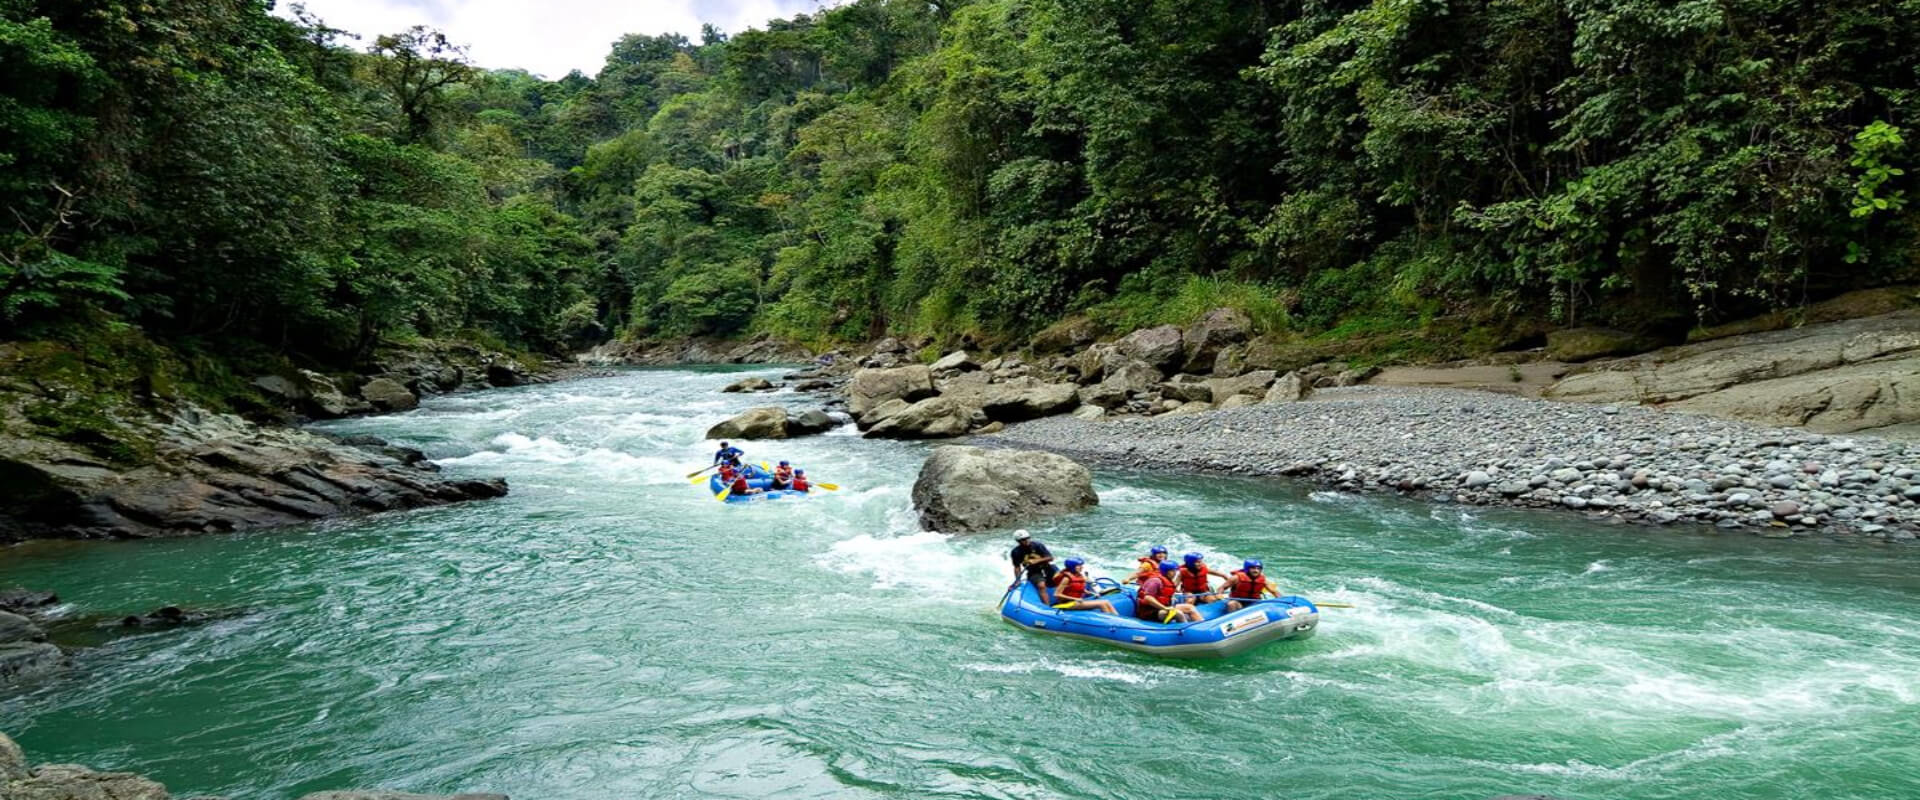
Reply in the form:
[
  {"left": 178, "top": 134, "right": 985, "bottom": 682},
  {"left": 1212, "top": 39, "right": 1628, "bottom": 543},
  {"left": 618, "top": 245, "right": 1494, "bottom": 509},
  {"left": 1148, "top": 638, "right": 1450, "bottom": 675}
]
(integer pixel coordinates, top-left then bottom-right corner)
[
  {"left": 787, "top": 409, "right": 839, "bottom": 436},
  {"left": 848, "top": 366, "right": 935, "bottom": 420},
  {"left": 1168, "top": 400, "right": 1216, "bottom": 415},
  {"left": 358, "top": 378, "right": 418, "bottom": 412},
  {"left": 483, "top": 363, "right": 525, "bottom": 388},
  {"left": 0, "top": 611, "right": 42, "bottom": 644},
  {"left": 1217, "top": 394, "right": 1260, "bottom": 410},
  {"left": 979, "top": 381, "right": 1080, "bottom": 422},
  {"left": 1067, "top": 344, "right": 1121, "bottom": 385},
  {"left": 1182, "top": 307, "right": 1253, "bottom": 372},
  {"left": 865, "top": 397, "right": 988, "bottom": 439},
  {"left": 1265, "top": 371, "right": 1311, "bottom": 403},
  {"left": 1070, "top": 405, "right": 1106, "bottom": 420},
  {"left": 251, "top": 375, "right": 307, "bottom": 403},
  {"left": 706, "top": 407, "right": 793, "bottom": 439},
  {"left": 1029, "top": 317, "right": 1100, "bottom": 354},
  {"left": 301, "top": 370, "right": 372, "bottom": 418},
  {"left": 1159, "top": 375, "right": 1214, "bottom": 404},
  {"left": 929, "top": 350, "right": 979, "bottom": 373},
  {"left": 911, "top": 445, "right": 1098, "bottom": 532},
  {"left": 859, "top": 398, "right": 912, "bottom": 428},
  {"left": 1102, "top": 359, "right": 1164, "bottom": 395},
  {"left": 0, "top": 642, "right": 65, "bottom": 685},
  {"left": 1114, "top": 325, "right": 1186, "bottom": 372},
  {"left": 1207, "top": 369, "right": 1277, "bottom": 406},
  {"left": 721, "top": 377, "right": 774, "bottom": 393}
]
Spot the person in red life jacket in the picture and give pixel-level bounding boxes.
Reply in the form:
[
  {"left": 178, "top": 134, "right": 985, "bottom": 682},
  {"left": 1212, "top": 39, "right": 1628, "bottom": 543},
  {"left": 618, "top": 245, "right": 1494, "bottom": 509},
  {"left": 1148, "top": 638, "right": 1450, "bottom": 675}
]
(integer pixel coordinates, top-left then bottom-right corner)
[
  {"left": 717, "top": 462, "right": 740, "bottom": 485},
  {"left": 770, "top": 460, "right": 795, "bottom": 489},
  {"left": 1048, "top": 558, "right": 1117, "bottom": 614},
  {"left": 1176, "top": 552, "right": 1227, "bottom": 604},
  {"left": 1225, "top": 559, "right": 1277, "bottom": 612},
  {"left": 1124, "top": 545, "right": 1170, "bottom": 585},
  {"left": 1136, "top": 561, "right": 1201, "bottom": 623},
  {"left": 727, "top": 471, "right": 760, "bottom": 497},
  {"left": 790, "top": 469, "right": 810, "bottom": 493}
]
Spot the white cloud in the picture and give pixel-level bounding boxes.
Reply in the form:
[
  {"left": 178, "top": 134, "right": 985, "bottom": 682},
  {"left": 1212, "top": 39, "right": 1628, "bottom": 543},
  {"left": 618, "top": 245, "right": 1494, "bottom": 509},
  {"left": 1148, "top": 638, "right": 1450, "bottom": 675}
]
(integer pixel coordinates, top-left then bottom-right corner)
[{"left": 278, "top": 0, "right": 829, "bottom": 78}]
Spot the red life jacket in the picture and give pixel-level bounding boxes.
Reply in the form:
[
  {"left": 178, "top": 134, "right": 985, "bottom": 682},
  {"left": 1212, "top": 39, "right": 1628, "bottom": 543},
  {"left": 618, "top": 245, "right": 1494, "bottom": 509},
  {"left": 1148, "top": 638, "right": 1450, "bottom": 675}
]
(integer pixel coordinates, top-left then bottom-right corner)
[
  {"left": 1131, "top": 557, "right": 1159, "bottom": 582},
  {"left": 773, "top": 465, "right": 794, "bottom": 483},
  {"left": 791, "top": 476, "right": 809, "bottom": 491},
  {"left": 730, "top": 476, "right": 750, "bottom": 493},
  {"left": 1178, "top": 564, "right": 1212, "bottom": 593},
  {"left": 1054, "top": 569, "right": 1087, "bottom": 600},
  {"left": 718, "top": 464, "right": 737, "bottom": 482},
  {"left": 1230, "top": 570, "right": 1271, "bottom": 599}
]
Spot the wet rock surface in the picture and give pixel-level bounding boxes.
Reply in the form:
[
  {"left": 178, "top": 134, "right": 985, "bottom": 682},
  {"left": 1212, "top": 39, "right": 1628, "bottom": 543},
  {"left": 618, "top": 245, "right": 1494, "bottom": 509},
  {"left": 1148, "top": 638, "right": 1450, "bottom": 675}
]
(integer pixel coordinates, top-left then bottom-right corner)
[
  {"left": 911, "top": 445, "right": 1098, "bottom": 532},
  {"left": 987, "top": 386, "right": 1918, "bottom": 541}
]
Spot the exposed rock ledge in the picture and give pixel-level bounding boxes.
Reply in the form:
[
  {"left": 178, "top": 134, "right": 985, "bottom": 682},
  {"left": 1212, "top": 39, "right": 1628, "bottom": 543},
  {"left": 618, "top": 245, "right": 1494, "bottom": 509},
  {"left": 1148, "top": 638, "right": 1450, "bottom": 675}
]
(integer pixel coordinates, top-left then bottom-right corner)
[
  {"left": 1545, "top": 309, "right": 1920, "bottom": 436},
  {"left": 0, "top": 731, "right": 506, "bottom": 800},
  {"left": 0, "top": 405, "right": 506, "bottom": 542},
  {"left": 576, "top": 336, "right": 812, "bottom": 366}
]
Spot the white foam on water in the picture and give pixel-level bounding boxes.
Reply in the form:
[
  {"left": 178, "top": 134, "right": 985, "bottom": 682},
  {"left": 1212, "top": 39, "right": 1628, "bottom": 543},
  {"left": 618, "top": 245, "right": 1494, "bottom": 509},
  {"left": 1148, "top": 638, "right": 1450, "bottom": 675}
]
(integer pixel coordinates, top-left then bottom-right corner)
[
  {"left": 961, "top": 659, "right": 1158, "bottom": 685},
  {"left": 1582, "top": 560, "right": 1612, "bottom": 575},
  {"left": 815, "top": 530, "right": 1003, "bottom": 601}
]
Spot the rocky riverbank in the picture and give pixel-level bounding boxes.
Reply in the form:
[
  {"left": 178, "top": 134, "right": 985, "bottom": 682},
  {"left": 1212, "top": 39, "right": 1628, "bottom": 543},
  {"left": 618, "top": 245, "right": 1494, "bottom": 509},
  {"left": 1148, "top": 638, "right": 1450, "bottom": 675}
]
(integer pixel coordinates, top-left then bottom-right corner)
[
  {"left": 986, "top": 386, "right": 1920, "bottom": 541},
  {"left": 1, "top": 732, "right": 505, "bottom": 800}
]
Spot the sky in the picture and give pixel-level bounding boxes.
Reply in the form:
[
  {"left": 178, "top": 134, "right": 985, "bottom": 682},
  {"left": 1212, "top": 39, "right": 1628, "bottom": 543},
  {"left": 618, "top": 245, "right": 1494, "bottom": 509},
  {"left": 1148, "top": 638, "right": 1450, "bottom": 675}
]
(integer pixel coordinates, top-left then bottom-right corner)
[{"left": 275, "top": 0, "right": 829, "bottom": 78}]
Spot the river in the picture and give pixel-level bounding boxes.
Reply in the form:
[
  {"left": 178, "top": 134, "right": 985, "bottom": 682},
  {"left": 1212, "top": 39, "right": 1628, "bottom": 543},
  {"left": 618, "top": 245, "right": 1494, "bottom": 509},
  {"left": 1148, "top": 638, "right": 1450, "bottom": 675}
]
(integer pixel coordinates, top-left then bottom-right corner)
[{"left": 4, "top": 367, "right": 1918, "bottom": 799}]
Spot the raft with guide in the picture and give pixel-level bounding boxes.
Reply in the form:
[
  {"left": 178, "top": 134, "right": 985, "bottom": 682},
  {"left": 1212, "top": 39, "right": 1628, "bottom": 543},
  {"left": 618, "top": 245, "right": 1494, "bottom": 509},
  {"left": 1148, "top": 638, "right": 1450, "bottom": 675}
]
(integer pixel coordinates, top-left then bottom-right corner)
[
  {"left": 707, "top": 463, "right": 810, "bottom": 503},
  {"left": 999, "top": 578, "right": 1319, "bottom": 658}
]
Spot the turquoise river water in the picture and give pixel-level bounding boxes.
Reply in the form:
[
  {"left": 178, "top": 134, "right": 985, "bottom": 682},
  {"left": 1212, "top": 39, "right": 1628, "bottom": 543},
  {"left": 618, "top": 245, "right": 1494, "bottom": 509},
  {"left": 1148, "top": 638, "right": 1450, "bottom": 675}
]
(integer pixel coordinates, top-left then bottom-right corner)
[{"left": 3, "top": 367, "right": 1919, "bottom": 799}]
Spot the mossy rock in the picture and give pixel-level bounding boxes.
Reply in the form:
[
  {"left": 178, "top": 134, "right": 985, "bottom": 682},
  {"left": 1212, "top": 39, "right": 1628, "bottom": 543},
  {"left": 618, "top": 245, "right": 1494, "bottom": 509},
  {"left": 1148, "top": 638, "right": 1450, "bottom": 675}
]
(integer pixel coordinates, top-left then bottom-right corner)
[
  {"left": 1028, "top": 316, "right": 1102, "bottom": 354},
  {"left": 1546, "top": 327, "right": 1660, "bottom": 362}
]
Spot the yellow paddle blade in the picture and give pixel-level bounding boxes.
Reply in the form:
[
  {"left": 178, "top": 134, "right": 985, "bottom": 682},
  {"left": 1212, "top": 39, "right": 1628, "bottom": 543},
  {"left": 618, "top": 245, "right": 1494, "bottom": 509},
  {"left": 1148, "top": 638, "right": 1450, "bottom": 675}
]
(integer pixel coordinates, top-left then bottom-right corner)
[
  {"left": 690, "top": 473, "right": 713, "bottom": 483},
  {"left": 815, "top": 483, "right": 839, "bottom": 491},
  {"left": 715, "top": 483, "right": 734, "bottom": 501},
  {"left": 1052, "top": 602, "right": 1076, "bottom": 609}
]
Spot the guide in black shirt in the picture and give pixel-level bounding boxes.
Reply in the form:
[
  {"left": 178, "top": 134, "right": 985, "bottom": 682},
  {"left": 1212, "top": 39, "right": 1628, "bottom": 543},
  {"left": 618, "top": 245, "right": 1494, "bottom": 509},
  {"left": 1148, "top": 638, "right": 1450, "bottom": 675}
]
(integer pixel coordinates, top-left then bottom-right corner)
[{"left": 1008, "top": 529, "right": 1057, "bottom": 594}]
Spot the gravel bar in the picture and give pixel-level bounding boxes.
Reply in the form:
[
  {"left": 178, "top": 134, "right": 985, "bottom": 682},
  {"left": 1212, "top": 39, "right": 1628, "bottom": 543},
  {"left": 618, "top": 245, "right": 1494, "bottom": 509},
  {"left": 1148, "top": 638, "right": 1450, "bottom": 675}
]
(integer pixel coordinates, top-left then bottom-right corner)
[{"left": 984, "top": 386, "right": 1920, "bottom": 542}]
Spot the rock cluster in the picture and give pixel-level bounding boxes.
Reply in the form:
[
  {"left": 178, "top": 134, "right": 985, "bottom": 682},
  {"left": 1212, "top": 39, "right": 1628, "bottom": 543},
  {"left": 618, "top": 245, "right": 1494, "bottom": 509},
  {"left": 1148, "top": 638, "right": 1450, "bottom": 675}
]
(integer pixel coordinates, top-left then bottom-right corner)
[
  {"left": 0, "top": 406, "right": 507, "bottom": 542},
  {"left": 0, "top": 732, "right": 507, "bottom": 800},
  {"left": 577, "top": 336, "right": 812, "bottom": 366},
  {"left": 0, "top": 590, "right": 63, "bottom": 687},
  {"left": 988, "top": 386, "right": 1919, "bottom": 541},
  {"left": 253, "top": 341, "right": 556, "bottom": 421},
  {"left": 704, "top": 407, "right": 841, "bottom": 440},
  {"left": 910, "top": 446, "right": 1098, "bottom": 532}
]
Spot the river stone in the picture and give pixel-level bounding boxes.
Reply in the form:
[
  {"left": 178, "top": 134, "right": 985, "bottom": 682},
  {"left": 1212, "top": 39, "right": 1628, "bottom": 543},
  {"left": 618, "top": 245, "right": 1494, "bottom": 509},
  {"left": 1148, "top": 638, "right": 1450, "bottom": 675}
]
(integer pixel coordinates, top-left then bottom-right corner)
[
  {"left": 1070, "top": 405, "right": 1105, "bottom": 420},
  {"left": 359, "top": 378, "right": 418, "bottom": 412},
  {"left": 1114, "top": 325, "right": 1186, "bottom": 372},
  {"left": 1217, "top": 394, "right": 1261, "bottom": 410},
  {"left": 1771, "top": 500, "right": 1802, "bottom": 518},
  {"left": 1029, "top": 316, "right": 1099, "bottom": 354},
  {"left": 0, "top": 589, "right": 57, "bottom": 615},
  {"left": 1167, "top": 400, "right": 1215, "bottom": 415},
  {"left": 911, "top": 445, "right": 1097, "bottom": 532},
  {"left": 848, "top": 366, "right": 936, "bottom": 422},
  {"left": 787, "top": 409, "right": 839, "bottom": 436},
  {"left": 0, "top": 611, "right": 42, "bottom": 644},
  {"left": 929, "top": 350, "right": 979, "bottom": 373},
  {"left": 1264, "top": 371, "right": 1310, "bottom": 403},
  {"left": 302, "top": 370, "right": 372, "bottom": 418},
  {"left": 865, "top": 397, "right": 987, "bottom": 439},
  {"left": 252, "top": 374, "right": 308, "bottom": 403},
  {"left": 979, "top": 381, "right": 1080, "bottom": 422},
  {"left": 705, "top": 407, "right": 791, "bottom": 439},
  {"left": 1206, "top": 370, "right": 1276, "bottom": 406},
  {"left": 1181, "top": 307, "right": 1253, "bottom": 373},
  {"left": 1463, "top": 471, "right": 1494, "bottom": 488},
  {"left": 0, "top": 642, "right": 65, "bottom": 685},
  {"left": 1158, "top": 375, "right": 1214, "bottom": 404},
  {"left": 720, "top": 377, "right": 773, "bottom": 393}
]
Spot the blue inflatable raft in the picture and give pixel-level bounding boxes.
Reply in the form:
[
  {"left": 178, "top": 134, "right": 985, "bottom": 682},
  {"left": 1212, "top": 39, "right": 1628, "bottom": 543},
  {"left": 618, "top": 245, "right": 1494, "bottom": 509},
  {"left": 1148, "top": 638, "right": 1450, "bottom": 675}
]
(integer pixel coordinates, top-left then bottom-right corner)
[
  {"left": 707, "top": 464, "right": 810, "bottom": 503},
  {"left": 999, "top": 577, "right": 1319, "bottom": 658}
]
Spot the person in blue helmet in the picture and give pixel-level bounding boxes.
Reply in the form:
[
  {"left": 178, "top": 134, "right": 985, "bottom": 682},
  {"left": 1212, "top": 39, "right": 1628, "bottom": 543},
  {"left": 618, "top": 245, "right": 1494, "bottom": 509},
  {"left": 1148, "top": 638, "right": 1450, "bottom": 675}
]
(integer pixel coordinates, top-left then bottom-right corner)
[
  {"left": 1125, "top": 545, "right": 1171, "bottom": 584},
  {"left": 1226, "top": 559, "right": 1277, "bottom": 612},
  {"left": 1048, "top": 558, "right": 1117, "bottom": 614},
  {"left": 1175, "top": 552, "right": 1227, "bottom": 605},
  {"left": 713, "top": 441, "right": 745, "bottom": 467},
  {"left": 770, "top": 460, "right": 795, "bottom": 490},
  {"left": 1136, "top": 560, "right": 1200, "bottom": 623}
]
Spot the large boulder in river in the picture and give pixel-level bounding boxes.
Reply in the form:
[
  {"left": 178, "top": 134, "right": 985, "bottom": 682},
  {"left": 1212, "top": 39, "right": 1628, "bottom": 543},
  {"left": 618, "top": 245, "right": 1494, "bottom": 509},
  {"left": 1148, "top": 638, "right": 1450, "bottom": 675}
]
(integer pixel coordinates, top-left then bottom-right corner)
[
  {"left": 848, "top": 365, "right": 935, "bottom": 421},
  {"left": 705, "top": 406, "right": 835, "bottom": 439},
  {"left": 721, "top": 377, "right": 774, "bottom": 393},
  {"left": 1114, "top": 325, "right": 1186, "bottom": 372},
  {"left": 865, "top": 397, "right": 987, "bottom": 439},
  {"left": 912, "top": 446, "right": 1098, "bottom": 532},
  {"left": 358, "top": 377, "right": 418, "bottom": 412},
  {"left": 1181, "top": 307, "right": 1253, "bottom": 373},
  {"left": 0, "top": 642, "right": 65, "bottom": 686}
]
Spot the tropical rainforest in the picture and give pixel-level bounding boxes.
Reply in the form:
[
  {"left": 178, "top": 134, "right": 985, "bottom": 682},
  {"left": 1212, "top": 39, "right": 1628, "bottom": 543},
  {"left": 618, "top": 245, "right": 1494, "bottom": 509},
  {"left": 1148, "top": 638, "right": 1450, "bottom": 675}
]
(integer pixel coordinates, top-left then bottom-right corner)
[{"left": 3, "top": 0, "right": 1916, "bottom": 372}]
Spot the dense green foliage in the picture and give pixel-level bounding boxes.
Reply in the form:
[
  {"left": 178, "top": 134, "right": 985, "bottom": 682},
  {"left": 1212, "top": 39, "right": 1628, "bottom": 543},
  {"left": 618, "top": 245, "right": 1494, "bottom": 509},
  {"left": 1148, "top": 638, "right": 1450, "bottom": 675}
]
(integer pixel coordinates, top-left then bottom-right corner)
[{"left": 3, "top": 0, "right": 1915, "bottom": 363}]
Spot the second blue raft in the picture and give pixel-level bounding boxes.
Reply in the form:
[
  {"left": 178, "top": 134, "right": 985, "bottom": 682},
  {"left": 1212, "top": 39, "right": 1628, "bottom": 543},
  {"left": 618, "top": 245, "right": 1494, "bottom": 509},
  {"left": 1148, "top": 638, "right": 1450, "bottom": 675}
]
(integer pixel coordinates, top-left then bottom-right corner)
[
  {"left": 999, "top": 578, "right": 1319, "bottom": 658},
  {"left": 708, "top": 464, "right": 810, "bottom": 503}
]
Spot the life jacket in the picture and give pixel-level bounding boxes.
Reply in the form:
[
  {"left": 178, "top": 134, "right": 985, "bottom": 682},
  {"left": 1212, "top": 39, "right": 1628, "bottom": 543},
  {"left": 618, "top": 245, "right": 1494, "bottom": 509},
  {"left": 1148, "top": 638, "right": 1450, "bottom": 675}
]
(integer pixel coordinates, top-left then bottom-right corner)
[
  {"left": 1137, "top": 576, "right": 1175, "bottom": 619},
  {"left": 730, "top": 476, "right": 750, "bottom": 493},
  {"left": 1178, "top": 564, "right": 1212, "bottom": 593},
  {"left": 1230, "top": 570, "right": 1271, "bottom": 599},
  {"left": 773, "top": 465, "right": 794, "bottom": 482},
  {"left": 1054, "top": 569, "right": 1087, "bottom": 600},
  {"left": 718, "top": 464, "right": 737, "bottom": 482},
  {"left": 1131, "top": 557, "right": 1159, "bottom": 583},
  {"left": 791, "top": 476, "right": 809, "bottom": 491}
]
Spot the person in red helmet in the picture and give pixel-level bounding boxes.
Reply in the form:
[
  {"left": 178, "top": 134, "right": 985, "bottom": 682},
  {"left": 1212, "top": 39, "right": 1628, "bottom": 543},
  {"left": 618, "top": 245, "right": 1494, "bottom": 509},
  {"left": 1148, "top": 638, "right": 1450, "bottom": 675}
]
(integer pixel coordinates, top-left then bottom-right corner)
[{"left": 790, "top": 469, "right": 811, "bottom": 492}]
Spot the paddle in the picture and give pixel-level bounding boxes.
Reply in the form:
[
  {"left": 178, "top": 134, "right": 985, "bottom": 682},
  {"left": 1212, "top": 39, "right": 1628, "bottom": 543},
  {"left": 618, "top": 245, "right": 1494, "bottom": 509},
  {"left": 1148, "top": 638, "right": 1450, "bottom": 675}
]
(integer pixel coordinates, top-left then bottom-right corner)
[
  {"left": 686, "top": 463, "right": 719, "bottom": 481},
  {"left": 814, "top": 482, "right": 839, "bottom": 491}
]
